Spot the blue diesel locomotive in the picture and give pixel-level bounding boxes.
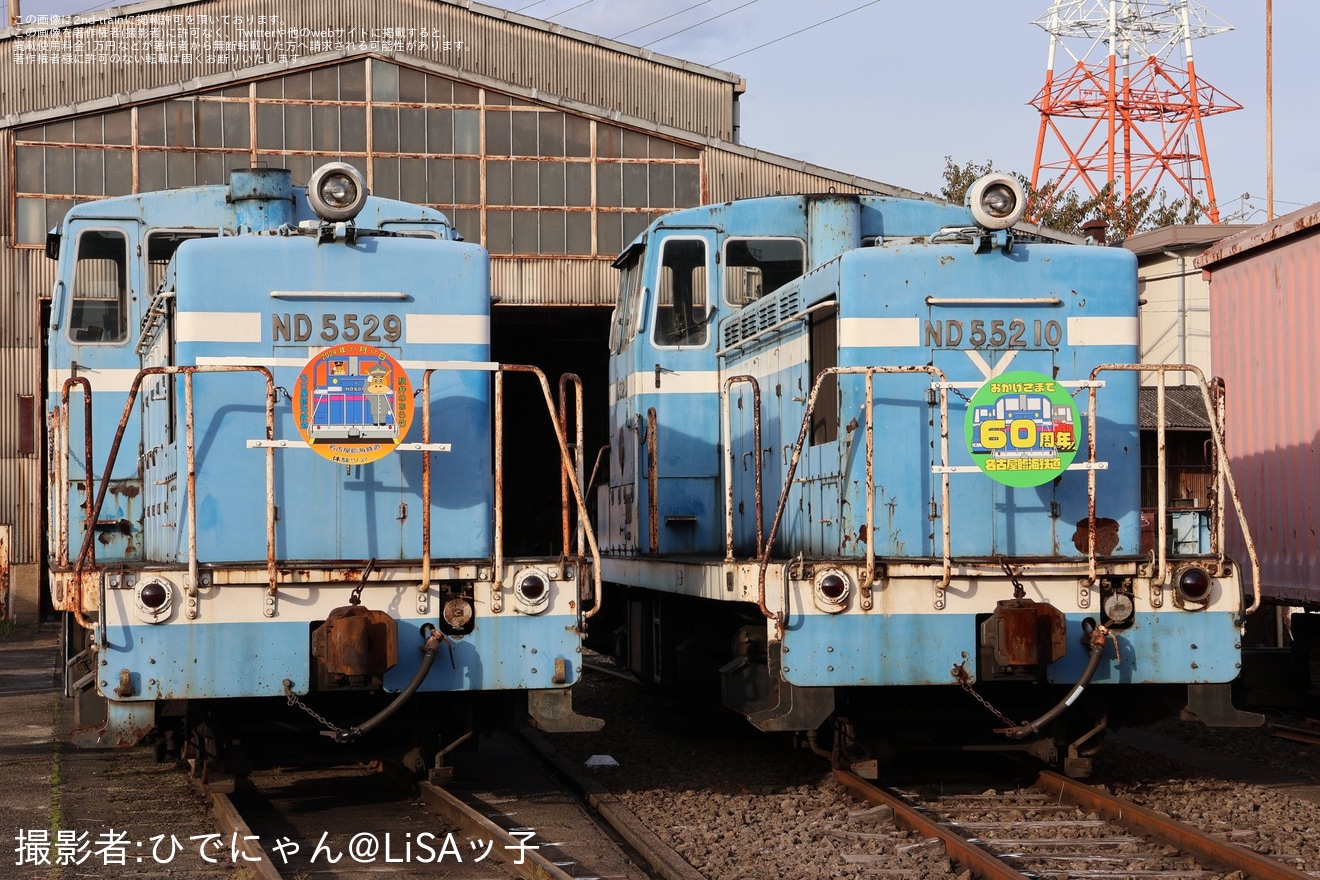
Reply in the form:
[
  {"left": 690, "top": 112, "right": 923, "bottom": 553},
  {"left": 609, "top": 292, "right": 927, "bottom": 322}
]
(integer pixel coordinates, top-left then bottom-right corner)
[
  {"left": 597, "top": 175, "right": 1260, "bottom": 775},
  {"left": 46, "top": 163, "right": 599, "bottom": 775}
]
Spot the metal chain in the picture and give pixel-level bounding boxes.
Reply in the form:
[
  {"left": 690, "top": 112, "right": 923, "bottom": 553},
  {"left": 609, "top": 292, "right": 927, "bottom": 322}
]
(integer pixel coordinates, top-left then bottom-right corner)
[
  {"left": 283, "top": 680, "right": 343, "bottom": 734},
  {"left": 999, "top": 556, "right": 1026, "bottom": 599},
  {"left": 958, "top": 676, "right": 1021, "bottom": 729},
  {"left": 951, "top": 660, "right": 1021, "bottom": 729},
  {"left": 350, "top": 558, "right": 376, "bottom": 606}
]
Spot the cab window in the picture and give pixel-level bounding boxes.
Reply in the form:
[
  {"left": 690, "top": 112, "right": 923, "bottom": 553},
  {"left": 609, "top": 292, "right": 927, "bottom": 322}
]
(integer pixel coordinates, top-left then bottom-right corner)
[
  {"left": 613, "top": 250, "right": 643, "bottom": 353},
  {"left": 147, "top": 230, "right": 217, "bottom": 293},
  {"left": 724, "top": 237, "right": 805, "bottom": 306},
  {"left": 653, "top": 238, "right": 708, "bottom": 347},
  {"left": 68, "top": 229, "right": 128, "bottom": 344}
]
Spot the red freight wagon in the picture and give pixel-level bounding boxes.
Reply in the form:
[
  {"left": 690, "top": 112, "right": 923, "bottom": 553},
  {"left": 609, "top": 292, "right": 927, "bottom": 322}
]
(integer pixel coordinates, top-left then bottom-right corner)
[{"left": 1198, "top": 205, "right": 1320, "bottom": 613}]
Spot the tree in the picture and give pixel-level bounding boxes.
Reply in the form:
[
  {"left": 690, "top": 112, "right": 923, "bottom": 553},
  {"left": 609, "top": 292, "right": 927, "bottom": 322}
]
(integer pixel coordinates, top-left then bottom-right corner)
[{"left": 936, "top": 157, "right": 1207, "bottom": 240}]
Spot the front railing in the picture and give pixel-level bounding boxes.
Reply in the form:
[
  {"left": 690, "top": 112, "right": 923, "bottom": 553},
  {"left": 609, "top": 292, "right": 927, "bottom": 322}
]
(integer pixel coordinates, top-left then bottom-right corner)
[
  {"left": 715, "top": 364, "right": 1262, "bottom": 629},
  {"left": 55, "top": 362, "right": 602, "bottom": 629}
]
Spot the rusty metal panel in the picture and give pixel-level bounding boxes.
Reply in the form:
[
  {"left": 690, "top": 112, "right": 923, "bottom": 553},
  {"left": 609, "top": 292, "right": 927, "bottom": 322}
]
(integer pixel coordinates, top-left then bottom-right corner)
[
  {"left": 0, "top": 130, "right": 8, "bottom": 241},
  {"left": 0, "top": 0, "right": 738, "bottom": 139},
  {"left": 0, "top": 343, "right": 43, "bottom": 565},
  {"left": 491, "top": 256, "right": 616, "bottom": 305},
  {"left": 9, "top": 248, "right": 58, "bottom": 329},
  {"left": 0, "top": 234, "right": 50, "bottom": 567},
  {"left": 0, "top": 525, "right": 9, "bottom": 621},
  {"left": 1203, "top": 206, "right": 1320, "bottom": 606}
]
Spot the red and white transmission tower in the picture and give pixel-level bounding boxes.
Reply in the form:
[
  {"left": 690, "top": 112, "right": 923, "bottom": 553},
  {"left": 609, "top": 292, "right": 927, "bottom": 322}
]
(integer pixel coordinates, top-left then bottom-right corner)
[{"left": 1029, "top": 0, "right": 1241, "bottom": 222}]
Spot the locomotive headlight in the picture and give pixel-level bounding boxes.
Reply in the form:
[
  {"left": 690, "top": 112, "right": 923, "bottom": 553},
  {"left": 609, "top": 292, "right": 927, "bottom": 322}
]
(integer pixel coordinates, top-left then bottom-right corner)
[
  {"left": 813, "top": 569, "right": 851, "bottom": 613},
  {"left": 1175, "top": 566, "right": 1213, "bottom": 606},
  {"left": 134, "top": 576, "right": 174, "bottom": 623},
  {"left": 308, "top": 162, "right": 368, "bottom": 222},
  {"left": 966, "top": 173, "right": 1026, "bottom": 230},
  {"left": 513, "top": 568, "right": 551, "bottom": 614}
]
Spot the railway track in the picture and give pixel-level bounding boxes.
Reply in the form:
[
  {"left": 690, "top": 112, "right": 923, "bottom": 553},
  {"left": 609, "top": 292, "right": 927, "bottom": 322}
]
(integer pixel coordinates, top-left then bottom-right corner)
[
  {"left": 837, "top": 766, "right": 1316, "bottom": 880},
  {"left": 172, "top": 662, "right": 1320, "bottom": 880},
  {"left": 197, "top": 731, "right": 666, "bottom": 880}
]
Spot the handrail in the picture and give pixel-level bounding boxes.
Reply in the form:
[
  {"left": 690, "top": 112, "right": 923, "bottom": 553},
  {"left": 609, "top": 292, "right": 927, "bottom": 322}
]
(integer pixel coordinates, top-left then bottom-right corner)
[
  {"left": 493, "top": 369, "right": 506, "bottom": 608},
  {"left": 924, "top": 295, "right": 1061, "bottom": 306},
  {"left": 68, "top": 366, "right": 277, "bottom": 626},
  {"left": 721, "top": 375, "right": 763, "bottom": 561},
  {"left": 58, "top": 378, "right": 95, "bottom": 568},
  {"left": 1211, "top": 378, "right": 1227, "bottom": 558},
  {"left": 58, "top": 377, "right": 96, "bottom": 630},
  {"left": 59, "top": 362, "right": 605, "bottom": 629},
  {"left": 646, "top": 407, "right": 658, "bottom": 558},
  {"left": 501, "top": 365, "right": 604, "bottom": 622},
  {"left": 756, "top": 365, "right": 951, "bottom": 629},
  {"left": 558, "top": 374, "right": 586, "bottom": 559},
  {"left": 585, "top": 445, "right": 609, "bottom": 510},
  {"left": 1086, "top": 364, "right": 1261, "bottom": 615}
]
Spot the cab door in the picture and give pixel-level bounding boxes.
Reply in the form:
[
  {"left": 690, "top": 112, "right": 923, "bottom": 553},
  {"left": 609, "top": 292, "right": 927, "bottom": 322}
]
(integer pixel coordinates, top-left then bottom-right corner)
[
  {"left": 603, "top": 246, "right": 644, "bottom": 554},
  {"left": 628, "top": 229, "right": 721, "bottom": 556},
  {"left": 49, "top": 220, "right": 145, "bottom": 563}
]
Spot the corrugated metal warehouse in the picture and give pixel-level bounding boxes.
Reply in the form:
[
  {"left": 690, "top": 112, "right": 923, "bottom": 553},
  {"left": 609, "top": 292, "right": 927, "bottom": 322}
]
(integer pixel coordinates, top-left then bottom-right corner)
[{"left": 0, "top": 0, "right": 927, "bottom": 621}]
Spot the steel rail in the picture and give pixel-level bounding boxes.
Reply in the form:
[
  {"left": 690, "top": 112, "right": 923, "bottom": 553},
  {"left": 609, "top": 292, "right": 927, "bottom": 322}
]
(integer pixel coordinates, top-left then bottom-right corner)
[
  {"left": 1035, "top": 768, "right": 1315, "bottom": 880},
  {"left": 833, "top": 769, "right": 1028, "bottom": 880},
  {"left": 417, "top": 781, "right": 583, "bottom": 880}
]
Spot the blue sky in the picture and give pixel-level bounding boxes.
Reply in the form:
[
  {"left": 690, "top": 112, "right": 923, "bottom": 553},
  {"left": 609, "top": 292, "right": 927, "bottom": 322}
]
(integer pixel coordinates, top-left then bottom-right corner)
[
  {"left": 8, "top": 0, "right": 1313, "bottom": 222},
  {"left": 500, "top": 0, "right": 1317, "bottom": 223}
]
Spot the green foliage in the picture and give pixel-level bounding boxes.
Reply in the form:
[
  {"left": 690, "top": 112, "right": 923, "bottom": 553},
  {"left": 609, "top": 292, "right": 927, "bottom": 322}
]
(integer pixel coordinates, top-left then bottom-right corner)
[{"left": 936, "top": 156, "right": 1207, "bottom": 240}]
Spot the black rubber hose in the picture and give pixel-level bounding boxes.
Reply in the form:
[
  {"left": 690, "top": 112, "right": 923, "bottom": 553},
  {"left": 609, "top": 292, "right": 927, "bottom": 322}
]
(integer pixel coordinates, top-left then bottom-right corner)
[
  {"left": 1000, "top": 623, "right": 1109, "bottom": 741},
  {"left": 333, "top": 627, "right": 444, "bottom": 744}
]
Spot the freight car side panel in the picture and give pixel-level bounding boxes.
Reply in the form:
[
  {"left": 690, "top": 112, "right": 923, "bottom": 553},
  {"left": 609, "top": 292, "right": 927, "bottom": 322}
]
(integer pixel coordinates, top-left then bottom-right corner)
[{"left": 1204, "top": 219, "right": 1320, "bottom": 606}]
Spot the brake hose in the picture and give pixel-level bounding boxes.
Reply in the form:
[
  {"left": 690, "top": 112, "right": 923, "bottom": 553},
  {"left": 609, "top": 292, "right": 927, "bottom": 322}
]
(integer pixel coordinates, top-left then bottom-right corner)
[
  {"left": 1000, "top": 620, "right": 1111, "bottom": 741},
  {"left": 330, "top": 625, "right": 445, "bottom": 744}
]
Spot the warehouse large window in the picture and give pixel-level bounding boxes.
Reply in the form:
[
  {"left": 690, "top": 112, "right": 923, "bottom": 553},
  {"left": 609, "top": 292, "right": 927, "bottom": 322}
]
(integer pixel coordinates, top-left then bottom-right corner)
[{"left": 13, "top": 58, "right": 704, "bottom": 257}]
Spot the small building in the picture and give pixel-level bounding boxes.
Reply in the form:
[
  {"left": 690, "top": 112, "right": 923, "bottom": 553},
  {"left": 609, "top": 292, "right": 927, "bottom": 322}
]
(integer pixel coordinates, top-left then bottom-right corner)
[{"left": 1121, "top": 223, "right": 1251, "bottom": 551}]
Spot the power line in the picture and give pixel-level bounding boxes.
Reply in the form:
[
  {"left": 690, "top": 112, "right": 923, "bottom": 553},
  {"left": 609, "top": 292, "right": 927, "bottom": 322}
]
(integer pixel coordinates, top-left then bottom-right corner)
[
  {"left": 612, "top": 0, "right": 718, "bottom": 41},
  {"left": 711, "top": 0, "right": 886, "bottom": 65},
  {"left": 545, "top": 0, "right": 594, "bottom": 20},
  {"left": 641, "top": 0, "right": 761, "bottom": 49},
  {"left": 61, "top": 0, "right": 120, "bottom": 17},
  {"left": 515, "top": 0, "right": 551, "bottom": 11}
]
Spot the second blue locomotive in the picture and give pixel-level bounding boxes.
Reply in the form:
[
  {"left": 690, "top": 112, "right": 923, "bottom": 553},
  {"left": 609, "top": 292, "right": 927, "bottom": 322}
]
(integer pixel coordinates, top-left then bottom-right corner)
[{"left": 596, "top": 175, "right": 1259, "bottom": 775}]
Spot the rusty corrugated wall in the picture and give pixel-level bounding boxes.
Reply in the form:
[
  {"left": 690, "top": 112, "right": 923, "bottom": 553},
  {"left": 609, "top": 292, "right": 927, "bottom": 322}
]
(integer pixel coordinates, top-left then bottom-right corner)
[
  {"left": 0, "top": 0, "right": 739, "bottom": 139},
  {"left": 1200, "top": 205, "right": 1320, "bottom": 607},
  {"left": 491, "top": 258, "right": 615, "bottom": 306},
  {"left": 0, "top": 117, "right": 47, "bottom": 564}
]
